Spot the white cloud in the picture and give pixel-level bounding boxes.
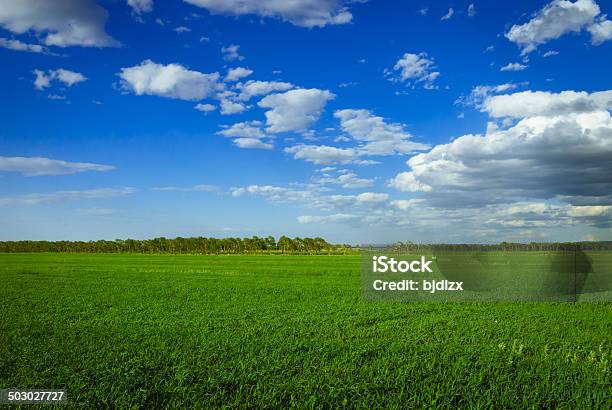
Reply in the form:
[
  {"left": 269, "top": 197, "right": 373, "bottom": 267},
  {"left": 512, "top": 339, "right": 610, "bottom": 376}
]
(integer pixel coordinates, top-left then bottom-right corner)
[
  {"left": 118, "top": 60, "right": 221, "bottom": 101},
  {"left": 388, "top": 52, "right": 440, "bottom": 89},
  {"left": 441, "top": 8, "right": 454, "bottom": 20},
  {"left": 285, "top": 144, "right": 357, "bottom": 165},
  {"left": 588, "top": 15, "right": 612, "bottom": 44},
  {"left": 500, "top": 62, "right": 527, "bottom": 72},
  {"left": 174, "top": 26, "right": 191, "bottom": 33},
  {"left": 258, "top": 88, "right": 335, "bottom": 133},
  {"left": 389, "top": 172, "right": 432, "bottom": 192},
  {"left": 356, "top": 192, "right": 389, "bottom": 203},
  {"left": 284, "top": 109, "right": 429, "bottom": 166},
  {"left": 153, "top": 184, "right": 218, "bottom": 192},
  {"left": 483, "top": 90, "right": 612, "bottom": 118},
  {"left": 0, "top": 156, "right": 114, "bottom": 176},
  {"left": 194, "top": 103, "right": 216, "bottom": 112},
  {"left": 221, "top": 44, "right": 244, "bottom": 61},
  {"left": 354, "top": 159, "right": 380, "bottom": 166},
  {"left": 33, "top": 69, "right": 87, "bottom": 90},
  {"left": 233, "top": 138, "right": 273, "bottom": 150},
  {"left": 315, "top": 172, "right": 374, "bottom": 189},
  {"left": 0, "top": 187, "right": 134, "bottom": 206},
  {"left": 55, "top": 69, "right": 87, "bottom": 85},
  {"left": 183, "top": 0, "right": 355, "bottom": 28},
  {"left": 391, "top": 199, "right": 421, "bottom": 210},
  {"left": 225, "top": 67, "right": 253, "bottom": 82},
  {"left": 566, "top": 205, "right": 611, "bottom": 217},
  {"left": 0, "top": 37, "right": 46, "bottom": 53},
  {"left": 219, "top": 98, "right": 248, "bottom": 115},
  {"left": 335, "top": 173, "right": 373, "bottom": 189},
  {"left": 390, "top": 89, "right": 612, "bottom": 216},
  {"left": 455, "top": 83, "right": 523, "bottom": 108},
  {"left": 128, "top": 0, "right": 153, "bottom": 14},
  {"left": 218, "top": 121, "right": 265, "bottom": 138},
  {"left": 0, "top": 0, "right": 118, "bottom": 47},
  {"left": 230, "top": 183, "right": 392, "bottom": 219},
  {"left": 505, "top": 0, "right": 609, "bottom": 54},
  {"left": 542, "top": 50, "right": 560, "bottom": 57},
  {"left": 33, "top": 71, "right": 52, "bottom": 90},
  {"left": 236, "top": 80, "right": 294, "bottom": 100},
  {"left": 298, "top": 214, "right": 357, "bottom": 223},
  {"left": 334, "top": 109, "right": 430, "bottom": 155},
  {"left": 218, "top": 121, "right": 273, "bottom": 149},
  {"left": 230, "top": 184, "right": 315, "bottom": 202},
  {"left": 468, "top": 4, "right": 476, "bottom": 17}
]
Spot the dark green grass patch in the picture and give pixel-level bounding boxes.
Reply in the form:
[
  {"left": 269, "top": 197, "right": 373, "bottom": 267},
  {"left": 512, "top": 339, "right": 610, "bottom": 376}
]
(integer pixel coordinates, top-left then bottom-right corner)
[{"left": 0, "top": 253, "right": 610, "bottom": 408}]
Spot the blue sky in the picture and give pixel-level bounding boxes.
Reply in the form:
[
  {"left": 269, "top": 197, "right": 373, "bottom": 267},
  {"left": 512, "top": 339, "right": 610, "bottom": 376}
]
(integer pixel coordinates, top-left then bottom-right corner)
[{"left": 1, "top": 0, "right": 611, "bottom": 244}]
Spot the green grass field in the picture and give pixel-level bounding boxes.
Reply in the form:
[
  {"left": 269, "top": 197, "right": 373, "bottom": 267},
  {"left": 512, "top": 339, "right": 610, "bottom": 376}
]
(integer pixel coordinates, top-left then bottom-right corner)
[{"left": 1, "top": 253, "right": 610, "bottom": 408}]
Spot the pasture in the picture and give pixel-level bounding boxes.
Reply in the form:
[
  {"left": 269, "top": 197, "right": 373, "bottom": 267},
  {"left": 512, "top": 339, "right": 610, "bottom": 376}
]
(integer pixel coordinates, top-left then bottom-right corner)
[{"left": 0, "top": 253, "right": 610, "bottom": 407}]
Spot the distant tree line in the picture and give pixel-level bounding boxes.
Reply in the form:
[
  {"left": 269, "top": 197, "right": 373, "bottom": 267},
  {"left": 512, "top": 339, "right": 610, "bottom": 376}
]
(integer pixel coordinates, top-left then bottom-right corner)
[
  {"left": 2, "top": 238, "right": 611, "bottom": 254},
  {"left": 387, "top": 241, "right": 612, "bottom": 252},
  {"left": 0, "top": 236, "right": 356, "bottom": 255}
]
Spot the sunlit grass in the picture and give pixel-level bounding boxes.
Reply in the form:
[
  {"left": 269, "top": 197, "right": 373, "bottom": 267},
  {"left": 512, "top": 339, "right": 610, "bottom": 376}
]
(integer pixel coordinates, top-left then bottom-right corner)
[{"left": 0, "top": 253, "right": 610, "bottom": 407}]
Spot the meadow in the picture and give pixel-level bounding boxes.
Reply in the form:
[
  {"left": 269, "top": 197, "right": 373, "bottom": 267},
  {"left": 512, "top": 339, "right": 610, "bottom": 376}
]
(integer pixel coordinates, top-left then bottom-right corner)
[{"left": 0, "top": 253, "right": 610, "bottom": 408}]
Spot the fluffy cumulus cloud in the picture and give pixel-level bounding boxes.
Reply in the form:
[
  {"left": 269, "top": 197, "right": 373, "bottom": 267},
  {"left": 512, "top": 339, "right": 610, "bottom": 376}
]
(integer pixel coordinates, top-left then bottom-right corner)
[
  {"left": 33, "top": 69, "right": 87, "bottom": 90},
  {"left": 588, "top": 15, "right": 612, "bottom": 44},
  {"left": 334, "top": 109, "right": 430, "bottom": 155},
  {"left": 183, "top": 0, "right": 355, "bottom": 28},
  {"left": 207, "top": 80, "right": 295, "bottom": 116},
  {"left": 118, "top": 60, "right": 221, "bottom": 101},
  {"left": 194, "top": 103, "right": 216, "bottom": 112},
  {"left": 285, "top": 145, "right": 357, "bottom": 165},
  {"left": 225, "top": 67, "right": 253, "bottom": 82},
  {"left": 314, "top": 171, "right": 374, "bottom": 189},
  {"left": 389, "top": 172, "right": 432, "bottom": 192},
  {"left": 284, "top": 109, "right": 429, "bottom": 165},
  {"left": 236, "top": 80, "right": 294, "bottom": 100},
  {"left": 128, "top": 0, "right": 153, "bottom": 14},
  {"left": 219, "top": 98, "right": 248, "bottom": 115},
  {"left": 258, "top": 88, "right": 335, "bottom": 133},
  {"left": 0, "top": 0, "right": 118, "bottom": 47},
  {"left": 389, "top": 89, "right": 612, "bottom": 228},
  {"left": 482, "top": 90, "right": 612, "bottom": 118},
  {"left": 218, "top": 121, "right": 274, "bottom": 149},
  {"left": 505, "top": 0, "right": 611, "bottom": 54},
  {"left": 388, "top": 52, "right": 440, "bottom": 89},
  {"left": 0, "top": 156, "right": 114, "bottom": 176},
  {"left": 218, "top": 121, "right": 265, "bottom": 138}
]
